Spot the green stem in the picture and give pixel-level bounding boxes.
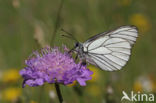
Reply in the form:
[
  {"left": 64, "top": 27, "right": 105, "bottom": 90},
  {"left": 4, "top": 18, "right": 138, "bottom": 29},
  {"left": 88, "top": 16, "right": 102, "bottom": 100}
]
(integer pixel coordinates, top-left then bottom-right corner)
[{"left": 55, "top": 83, "right": 63, "bottom": 103}]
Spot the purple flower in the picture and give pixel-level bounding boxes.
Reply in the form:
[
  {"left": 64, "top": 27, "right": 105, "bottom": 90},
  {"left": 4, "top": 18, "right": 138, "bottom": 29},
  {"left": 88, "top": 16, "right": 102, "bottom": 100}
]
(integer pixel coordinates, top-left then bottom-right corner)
[{"left": 20, "top": 46, "right": 93, "bottom": 87}]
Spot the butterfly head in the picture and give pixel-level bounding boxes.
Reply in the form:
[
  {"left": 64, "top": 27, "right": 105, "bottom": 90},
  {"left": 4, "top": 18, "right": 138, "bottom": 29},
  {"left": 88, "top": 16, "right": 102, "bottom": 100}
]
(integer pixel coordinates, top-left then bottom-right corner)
[
  {"left": 74, "top": 42, "right": 83, "bottom": 53},
  {"left": 75, "top": 42, "right": 80, "bottom": 47}
]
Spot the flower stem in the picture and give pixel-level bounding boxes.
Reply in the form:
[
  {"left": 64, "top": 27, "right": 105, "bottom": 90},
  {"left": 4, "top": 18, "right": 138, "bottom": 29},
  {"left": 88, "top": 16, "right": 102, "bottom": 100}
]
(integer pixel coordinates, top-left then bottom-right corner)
[{"left": 55, "top": 83, "right": 63, "bottom": 103}]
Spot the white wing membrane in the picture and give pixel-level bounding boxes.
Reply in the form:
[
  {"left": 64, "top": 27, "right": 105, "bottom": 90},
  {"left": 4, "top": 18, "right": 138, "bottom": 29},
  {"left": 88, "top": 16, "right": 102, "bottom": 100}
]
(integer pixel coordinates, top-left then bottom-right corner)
[
  {"left": 91, "top": 55, "right": 116, "bottom": 71},
  {"left": 103, "top": 38, "right": 125, "bottom": 46},
  {"left": 87, "top": 36, "right": 109, "bottom": 50},
  {"left": 89, "top": 47, "right": 111, "bottom": 54},
  {"left": 108, "top": 47, "right": 130, "bottom": 54},
  {"left": 112, "top": 52, "right": 129, "bottom": 61},
  {"left": 83, "top": 26, "right": 138, "bottom": 71},
  {"left": 105, "top": 41, "right": 131, "bottom": 48},
  {"left": 107, "top": 26, "right": 138, "bottom": 45}
]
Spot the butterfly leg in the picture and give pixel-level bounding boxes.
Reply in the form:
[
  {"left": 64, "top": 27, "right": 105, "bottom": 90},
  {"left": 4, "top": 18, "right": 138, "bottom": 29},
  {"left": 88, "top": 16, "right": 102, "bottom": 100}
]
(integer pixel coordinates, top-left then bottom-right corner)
[
  {"left": 67, "top": 47, "right": 76, "bottom": 58},
  {"left": 82, "top": 61, "right": 86, "bottom": 66},
  {"left": 79, "top": 60, "right": 86, "bottom": 69},
  {"left": 75, "top": 54, "right": 78, "bottom": 61},
  {"left": 68, "top": 48, "right": 74, "bottom": 54}
]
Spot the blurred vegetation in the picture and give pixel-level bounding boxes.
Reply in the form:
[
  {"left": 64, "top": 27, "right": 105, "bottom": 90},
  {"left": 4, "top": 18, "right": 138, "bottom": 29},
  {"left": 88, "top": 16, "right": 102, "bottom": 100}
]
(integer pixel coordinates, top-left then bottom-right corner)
[{"left": 0, "top": 0, "right": 156, "bottom": 103}]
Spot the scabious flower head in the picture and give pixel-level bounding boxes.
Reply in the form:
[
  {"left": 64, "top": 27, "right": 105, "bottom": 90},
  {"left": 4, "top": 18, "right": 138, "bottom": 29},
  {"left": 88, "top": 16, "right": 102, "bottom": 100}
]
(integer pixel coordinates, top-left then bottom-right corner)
[{"left": 20, "top": 46, "right": 93, "bottom": 87}]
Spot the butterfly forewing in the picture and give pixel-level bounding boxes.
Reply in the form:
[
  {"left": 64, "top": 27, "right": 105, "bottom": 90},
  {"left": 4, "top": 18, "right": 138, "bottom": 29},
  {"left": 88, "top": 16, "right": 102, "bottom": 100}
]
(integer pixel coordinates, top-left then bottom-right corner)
[{"left": 83, "top": 26, "right": 138, "bottom": 71}]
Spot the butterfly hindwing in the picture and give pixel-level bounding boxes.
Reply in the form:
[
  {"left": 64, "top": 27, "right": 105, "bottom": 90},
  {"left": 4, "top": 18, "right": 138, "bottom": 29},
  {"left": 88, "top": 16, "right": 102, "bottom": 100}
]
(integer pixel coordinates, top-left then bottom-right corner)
[{"left": 83, "top": 26, "right": 138, "bottom": 71}]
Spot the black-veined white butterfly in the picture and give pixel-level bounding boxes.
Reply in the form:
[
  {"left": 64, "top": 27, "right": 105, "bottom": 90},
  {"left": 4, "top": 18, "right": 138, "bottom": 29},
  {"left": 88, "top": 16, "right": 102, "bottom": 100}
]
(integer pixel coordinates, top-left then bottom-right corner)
[{"left": 62, "top": 25, "right": 138, "bottom": 71}]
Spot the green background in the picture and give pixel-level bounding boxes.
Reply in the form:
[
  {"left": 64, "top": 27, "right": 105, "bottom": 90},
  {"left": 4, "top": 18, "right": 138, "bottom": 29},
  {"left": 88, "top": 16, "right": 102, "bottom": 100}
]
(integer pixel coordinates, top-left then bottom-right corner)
[{"left": 0, "top": 0, "right": 156, "bottom": 103}]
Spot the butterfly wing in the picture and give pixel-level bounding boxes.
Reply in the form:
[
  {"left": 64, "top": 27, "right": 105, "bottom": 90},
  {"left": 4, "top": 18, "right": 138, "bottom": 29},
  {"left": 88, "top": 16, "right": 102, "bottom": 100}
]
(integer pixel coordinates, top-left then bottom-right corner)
[{"left": 83, "top": 26, "right": 138, "bottom": 71}]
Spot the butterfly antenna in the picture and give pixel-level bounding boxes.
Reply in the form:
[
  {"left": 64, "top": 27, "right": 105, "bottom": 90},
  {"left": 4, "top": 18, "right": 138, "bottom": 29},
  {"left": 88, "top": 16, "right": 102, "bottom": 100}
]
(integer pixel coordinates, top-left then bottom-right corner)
[
  {"left": 61, "top": 34, "right": 73, "bottom": 39},
  {"left": 61, "top": 28, "right": 78, "bottom": 42}
]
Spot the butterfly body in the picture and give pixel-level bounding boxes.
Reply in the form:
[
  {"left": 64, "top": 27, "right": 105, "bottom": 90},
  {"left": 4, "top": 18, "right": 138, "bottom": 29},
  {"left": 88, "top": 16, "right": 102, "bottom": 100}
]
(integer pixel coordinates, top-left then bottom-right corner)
[
  {"left": 75, "top": 42, "right": 95, "bottom": 65},
  {"left": 73, "top": 26, "right": 138, "bottom": 71}
]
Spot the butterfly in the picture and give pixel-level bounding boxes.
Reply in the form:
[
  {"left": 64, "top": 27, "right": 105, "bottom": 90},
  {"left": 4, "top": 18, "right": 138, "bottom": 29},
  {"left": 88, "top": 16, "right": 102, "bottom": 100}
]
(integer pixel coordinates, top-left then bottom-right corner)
[{"left": 62, "top": 25, "right": 138, "bottom": 71}]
